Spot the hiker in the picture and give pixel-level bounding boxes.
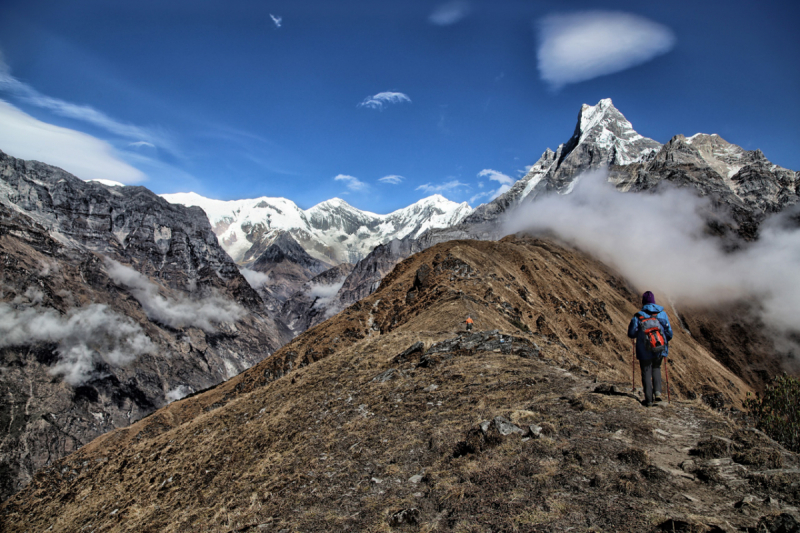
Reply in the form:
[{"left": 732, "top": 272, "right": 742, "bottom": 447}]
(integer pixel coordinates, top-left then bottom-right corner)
[
  {"left": 465, "top": 316, "right": 474, "bottom": 332},
  {"left": 628, "top": 291, "right": 673, "bottom": 407}
]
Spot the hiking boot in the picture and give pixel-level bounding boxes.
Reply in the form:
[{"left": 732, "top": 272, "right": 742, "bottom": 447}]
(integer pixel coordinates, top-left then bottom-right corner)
[
  {"left": 641, "top": 399, "right": 653, "bottom": 408},
  {"left": 654, "top": 393, "right": 662, "bottom": 402}
]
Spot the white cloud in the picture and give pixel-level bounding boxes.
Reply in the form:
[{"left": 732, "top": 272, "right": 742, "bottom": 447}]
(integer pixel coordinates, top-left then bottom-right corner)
[
  {"left": 429, "top": 1, "right": 472, "bottom": 25},
  {"left": 104, "top": 258, "right": 246, "bottom": 332},
  {"left": 537, "top": 11, "right": 676, "bottom": 89},
  {"left": 166, "top": 385, "right": 194, "bottom": 403},
  {"left": 0, "top": 70, "right": 166, "bottom": 148},
  {"left": 129, "top": 141, "right": 155, "bottom": 149},
  {"left": 0, "top": 100, "right": 147, "bottom": 183},
  {"left": 379, "top": 175, "right": 404, "bottom": 185},
  {"left": 87, "top": 179, "right": 126, "bottom": 187},
  {"left": 270, "top": 14, "right": 282, "bottom": 28},
  {"left": 0, "top": 302, "right": 155, "bottom": 386},
  {"left": 239, "top": 267, "right": 270, "bottom": 289},
  {"left": 307, "top": 280, "right": 346, "bottom": 318},
  {"left": 416, "top": 180, "right": 469, "bottom": 194},
  {"left": 478, "top": 168, "right": 514, "bottom": 186},
  {"left": 503, "top": 171, "right": 800, "bottom": 355},
  {"left": 470, "top": 169, "right": 514, "bottom": 204},
  {"left": 334, "top": 174, "right": 368, "bottom": 192},
  {"left": 358, "top": 91, "right": 412, "bottom": 111}
]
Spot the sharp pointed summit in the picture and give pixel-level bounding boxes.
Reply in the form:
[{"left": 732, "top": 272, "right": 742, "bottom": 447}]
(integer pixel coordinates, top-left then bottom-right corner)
[{"left": 464, "top": 99, "right": 661, "bottom": 224}]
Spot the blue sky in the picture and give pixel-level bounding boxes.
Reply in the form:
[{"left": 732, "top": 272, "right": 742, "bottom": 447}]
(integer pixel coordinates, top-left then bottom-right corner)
[{"left": 0, "top": 0, "right": 798, "bottom": 213}]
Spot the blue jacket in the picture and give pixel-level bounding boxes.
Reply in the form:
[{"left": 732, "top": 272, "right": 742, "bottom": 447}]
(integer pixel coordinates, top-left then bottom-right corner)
[{"left": 627, "top": 303, "right": 673, "bottom": 360}]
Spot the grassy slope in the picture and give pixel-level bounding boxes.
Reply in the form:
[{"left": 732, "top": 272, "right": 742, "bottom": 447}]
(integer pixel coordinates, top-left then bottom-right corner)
[{"left": 4, "top": 236, "right": 796, "bottom": 532}]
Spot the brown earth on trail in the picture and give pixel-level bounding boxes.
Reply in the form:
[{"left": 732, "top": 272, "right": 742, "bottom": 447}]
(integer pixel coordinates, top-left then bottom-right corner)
[{"left": 3, "top": 236, "right": 798, "bottom": 532}]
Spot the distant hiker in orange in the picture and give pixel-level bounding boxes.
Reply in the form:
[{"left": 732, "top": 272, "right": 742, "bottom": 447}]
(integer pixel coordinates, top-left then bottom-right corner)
[
  {"left": 627, "top": 291, "right": 673, "bottom": 407},
  {"left": 465, "top": 316, "right": 474, "bottom": 332}
]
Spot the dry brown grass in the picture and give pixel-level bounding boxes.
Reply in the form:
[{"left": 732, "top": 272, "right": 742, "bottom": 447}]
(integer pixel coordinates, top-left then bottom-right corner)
[{"left": 3, "top": 237, "right": 795, "bottom": 532}]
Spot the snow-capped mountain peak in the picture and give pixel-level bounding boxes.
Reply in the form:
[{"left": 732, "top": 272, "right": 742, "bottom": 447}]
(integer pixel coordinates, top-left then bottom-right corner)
[
  {"left": 161, "top": 192, "right": 473, "bottom": 265},
  {"left": 572, "top": 98, "right": 661, "bottom": 164}
]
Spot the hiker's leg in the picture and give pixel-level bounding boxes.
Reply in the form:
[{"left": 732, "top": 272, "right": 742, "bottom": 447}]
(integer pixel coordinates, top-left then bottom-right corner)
[
  {"left": 639, "top": 360, "right": 653, "bottom": 405},
  {"left": 652, "top": 357, "right": 663, "bottom": 398}
]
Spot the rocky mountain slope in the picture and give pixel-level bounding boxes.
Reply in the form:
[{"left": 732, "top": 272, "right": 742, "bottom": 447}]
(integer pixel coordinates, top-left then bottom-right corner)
[
  {"left": 5, "top": 236, "right": 798, "bottom": 532},
  {"left": 161, "top": 192, "right": 472, "bottom": 265},
  {"left": 0, "top": 151, "right": 292, "bottom": 501}
]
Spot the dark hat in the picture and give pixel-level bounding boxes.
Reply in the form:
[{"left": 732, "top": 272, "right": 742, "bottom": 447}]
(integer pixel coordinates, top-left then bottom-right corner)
[{"left": 642, "top": 291, "right": 656, "bottom": 305}]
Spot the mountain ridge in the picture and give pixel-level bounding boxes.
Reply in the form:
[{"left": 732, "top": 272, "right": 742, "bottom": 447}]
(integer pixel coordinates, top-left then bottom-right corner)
[{"left": 5, "top": 236, "right": 797, "bottom": 532}]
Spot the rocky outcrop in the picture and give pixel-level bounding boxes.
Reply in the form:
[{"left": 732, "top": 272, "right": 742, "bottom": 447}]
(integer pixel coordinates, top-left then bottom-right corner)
[{"left": 0, "top": 151, "right": 292, "bottom": 500}]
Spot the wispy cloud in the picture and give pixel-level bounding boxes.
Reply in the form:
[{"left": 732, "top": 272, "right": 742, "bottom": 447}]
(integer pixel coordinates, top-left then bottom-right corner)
[
  {"left": 537, "top": 11, "right": 676, "bottom": 90},
  {"left": 379, "top": 175, "right": 404, "bottom": 185},
  {"left": 478, "top": 169, "right": 514, "bottom": 186},
  {"left": 0, "top": 100, "right": 146, "bottom": 183},
  {"left": 0, "top": 58, "right": 171, "bottom": 151},
  {"left": 470, "top": 169, "right": 514, "bottom": 204},
  {"left": 334, "top": 174, "right": 368, "bottom": 192},
  {"left": 239, "top": 267, "right": 270, "bottom": 290},
  {"left": 416, "top": 180, "right": 469, "bottom": 194},
  {"left": 358, "top": 91, "right": 411, "bottom": 111},
  {"left": 105, "top": 258, "right": 246, "bottom": 332},
  {"left": 129, "top": 141, "right": 155, "bottom": 149},
  {"left": 270, "top": 14, "right": 282, "bottom": 28},
  {"left": 0, "top": 302, "right": 155, "bottom": 386},
  {"left": 429, "top": 1, "right": 472, "bottom": 26}
]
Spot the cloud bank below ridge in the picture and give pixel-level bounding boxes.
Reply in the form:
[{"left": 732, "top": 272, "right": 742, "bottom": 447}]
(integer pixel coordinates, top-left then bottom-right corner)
[{"left": 504, "top": 171, "right": 800, "bottom": 354}]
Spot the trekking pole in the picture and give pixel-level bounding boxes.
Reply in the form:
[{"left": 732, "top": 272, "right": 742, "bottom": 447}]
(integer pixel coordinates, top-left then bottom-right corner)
[
  {"left": 664, "top": 356, "right": 671, "bottom": 404},
  {"left": 631, "top": 339, "right": 636, "bottom": 393}
]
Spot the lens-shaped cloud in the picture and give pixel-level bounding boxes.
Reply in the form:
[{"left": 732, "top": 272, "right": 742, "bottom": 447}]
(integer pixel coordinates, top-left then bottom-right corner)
[
  {"left": 379, "top": 175, "right": 404, "bottom": 185},
  {"left": 416, "top": 180, "right": 469, "bottom": 195},
  {"left": 537, "top": 11, "right": 676, "bottom": 89}
]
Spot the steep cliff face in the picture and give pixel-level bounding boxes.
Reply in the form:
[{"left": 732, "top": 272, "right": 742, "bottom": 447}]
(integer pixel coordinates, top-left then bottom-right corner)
[{"left": 0, "top": 151, "right": 291, "bottom": 500}]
